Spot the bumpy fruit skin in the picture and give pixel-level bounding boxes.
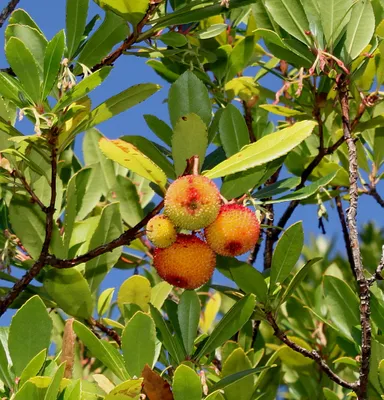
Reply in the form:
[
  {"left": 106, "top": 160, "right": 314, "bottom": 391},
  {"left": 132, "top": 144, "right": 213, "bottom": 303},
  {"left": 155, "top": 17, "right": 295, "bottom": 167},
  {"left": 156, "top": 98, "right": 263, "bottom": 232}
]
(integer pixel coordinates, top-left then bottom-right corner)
[
  {"left": 164, "top": 175, "right": 221, "bottom": 230},
  {"left": 146, "top": 215, "right": 177, "bottom": 248},
  {"left": 205, "top": 204, "right": 260, "bottom": 257},
  {"left": 153, "top": 234, "right": 216, "bottom": 289}
]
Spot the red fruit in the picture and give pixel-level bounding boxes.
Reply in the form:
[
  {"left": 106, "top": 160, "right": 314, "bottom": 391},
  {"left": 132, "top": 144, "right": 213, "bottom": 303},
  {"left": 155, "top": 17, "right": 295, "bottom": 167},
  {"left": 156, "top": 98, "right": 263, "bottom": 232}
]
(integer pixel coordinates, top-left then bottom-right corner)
[
  {"left": 153, "top": 234, "right": 216, "bottom": 289},
  {"left": 205, "top": 204, "right": 260, "bottom": 257}
]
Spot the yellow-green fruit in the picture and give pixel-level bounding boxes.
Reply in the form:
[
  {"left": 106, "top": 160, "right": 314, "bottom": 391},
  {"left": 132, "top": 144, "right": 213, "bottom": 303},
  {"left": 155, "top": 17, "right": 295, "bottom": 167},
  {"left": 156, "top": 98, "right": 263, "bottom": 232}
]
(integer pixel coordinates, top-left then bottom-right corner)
[
  {"left": 205, "top": 204, "right": 260, "bottom": 257},
  {"left": 164, "top": 175, "right": 221, "bottom": 230},
  {"left": 146, "top": 215, "right": 177, "bottom": 248},
  {"left": 153, "top": 234, "right": 216, "bottom": 289}
]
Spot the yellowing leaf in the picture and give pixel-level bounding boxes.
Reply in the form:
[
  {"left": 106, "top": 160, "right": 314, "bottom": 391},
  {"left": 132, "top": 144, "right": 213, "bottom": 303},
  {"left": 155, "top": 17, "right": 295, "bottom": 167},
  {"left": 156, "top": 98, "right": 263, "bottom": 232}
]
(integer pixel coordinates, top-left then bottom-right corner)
[
  {"left": 117, "top": 275, "right": 152, "bottom": 313},
  {"left": 105, "top": 378, "right": 143, "bottom": 399},
  {"left": 275, "top": 336, "right": 313, "bottom": 367},
  {"left": 199, "top": 292, "right": 221, "bottom": 334},
  {"left": 99, "top": 138, "right": 167, "bottom": 190},
  {"left": 204, "top": 120, "right": 317, "bottom": 179}
]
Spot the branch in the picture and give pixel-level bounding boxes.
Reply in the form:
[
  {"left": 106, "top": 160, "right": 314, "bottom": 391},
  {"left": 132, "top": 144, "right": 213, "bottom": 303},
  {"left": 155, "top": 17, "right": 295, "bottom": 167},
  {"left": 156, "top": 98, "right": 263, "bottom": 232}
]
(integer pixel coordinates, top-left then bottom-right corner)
[
  {"left": 271, "top": 132, "right": 345, "bottom": 242},
  {"left": 91, "top": 3, "right": 158, "bottom": 72},
  {"left": 242, "top": 100, "right": 256, "bottom": 143},
  {"left": 0, "top": 0, "right": 19, "bottom": 28},
  {"left": 89, "top": 318, "right": 121, "bottom": 347},
  {"left": 335, "top": 194, "right": 356, "bottom": 278},
  {"left": 11, "top": 170, "right": 46, "bottom": 211},
  {"left": 338, "top": 79, "right": 371, "bottom": 400},
  {"left": 0, "top": 131, "right": 58, "bottom": 317},
  {"left": 367, "top": 187, "right": 384, "bottom": 208},
  {"left": 48, "top": 201, "right": 163, "bottom": 269},
  {"left": 369, "top": 245, "right": 384, "bottom": 284},
  {"left": 266, "top": 311, "right": 356, "bottom": 391}
]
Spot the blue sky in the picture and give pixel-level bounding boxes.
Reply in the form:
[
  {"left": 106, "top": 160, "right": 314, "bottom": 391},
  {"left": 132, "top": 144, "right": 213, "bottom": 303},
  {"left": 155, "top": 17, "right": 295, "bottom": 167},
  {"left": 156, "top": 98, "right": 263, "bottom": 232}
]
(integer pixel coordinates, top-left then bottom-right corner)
[{"left": 0, "top": 1, "right": 383, "bottom": 323}]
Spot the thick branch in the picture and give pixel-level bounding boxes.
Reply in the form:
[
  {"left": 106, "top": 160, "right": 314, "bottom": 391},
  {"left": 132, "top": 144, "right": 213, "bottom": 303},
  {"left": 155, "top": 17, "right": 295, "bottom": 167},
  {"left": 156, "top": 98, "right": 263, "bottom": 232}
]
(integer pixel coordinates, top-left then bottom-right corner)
[
  {"left": 0, "top": 134, "right": 58, "bottom": 317},
  {"left": 266, "top": 312, "right": 356, "bottom": 391},
  {"left": 338, "top": 81, "right": 371, "bottom": 400},
  {"left": 0, "top": 0, "right": 19, "bottom": 28},
  {"left": 91, "top": 3, "right": 158, "bottom": 72},
  {"left": 335, "top": 195, "right": 356, "bottom": 278},
  {"left": 242, "top": 100, "right": 256, "bottom": 143}
]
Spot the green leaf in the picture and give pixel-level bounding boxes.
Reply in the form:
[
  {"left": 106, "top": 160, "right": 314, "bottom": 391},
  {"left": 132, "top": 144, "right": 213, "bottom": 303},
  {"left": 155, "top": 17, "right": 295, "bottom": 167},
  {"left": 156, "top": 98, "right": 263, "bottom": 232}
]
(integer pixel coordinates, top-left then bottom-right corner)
[
  {"left": 278, "top": 257, "right": 322, "bottom": 306},
  {"left": 344, "top": 0, "right": 374, "bottom": 61},
  {"left": 323, "top": 388, "right": 340, "bottom": 400},
  {"left": 118, "top": 275, "right": 152, "bottom": 313},
  {"left": 178, "top": 290, "right": 201, "bottom": 355},
  {"left": 66, "top": 0, "right": 89, "bottom": 59},
  {"left": 42, "top": 30, "right": 65, "bottom": 100},
  {"left": 43, "top": 268, "right": 93, "bottom": 319},
  {"left": 219, "top": 104, "right": 249, "bottom": 157},
  {"left": 379, "top": 359, "right": 384, "bottom": 392},
  {"left": 159, "top": 32, "right": 188, "bottom": 47},
  {"left": 319, "top": 0, "right": 353, "bottom": 48},
  {"left": 226, "top": 36, "right": 255, "bottom": 79},
  {"left": 44, "top": 362, "right": 66, "bottom": 400},
  {"left": 85, "top": 203, "right": 123, "bottom": 292},
  {"left": 99, "top": 137, "right": 167, "bottom": 190},
  {"left": 98, "top": 288, "right": 115, "bottom": 317},
  {"left": 264, "top": 172, "right": 338, "bottom": 204},
  {"left": 19, "top": 349, "right": 46, "bottom": 387},
  {"left": 54, "top": 67, "right": 112, "bottom": 112},
  {"left": 73, "top": 320, "right": 129, "bottom": 381},
  {"left": 105, "top": 378, "right": 143, "bottom": 399},
  {"left": 323, "top": 275, "right": 359, "bottom": 340},
  {"left": 258, "top": 104, "right": 307, "bottom": 117},
  {"left": 77, "top": 11, "right": 129, "bottom": 69},
  {"left": 5, "top": 37, "right": 41, "bottom": 104},
  {"left": 108, "top": 175, "right": 144, "bottom": 227},
  {"left": 221, "top": 348, "right": 253, "bottom": 400},
  {"left": 269, "top": 221, "right": 304, "bottom": 292},
  {"left": 0, "top": 330, "right": 15, "bottom": 389},
  {"left": 76, "top": 83, "right": 160, "bottom": 134},
  {"left": 5, "top": 24, "right": 47, "bottom": 77},
  {"left": 168, "top": 71, "right": 212, "bottom": 127},
  {"left": 195, "top": 294, "right": 256, "bottom": 360},
  {"left": 211, "top": 365, "right": 271, "bottom": 392},
  {"left": 195, "top": 23, "right": 227, "bottom": 39},
  {"left": 172, "top": 113, "right": 208, "bottom": 176},
  {"left": 0, "top": 72, "right": 30, "bottom": 107},
  {"left": 9, "top": 195, "right": 64, "bottom": 260},
  {"left": 95, "top": 0, "right": 148, "bottom": 25},
  {"left": 226, "top": 259, "right": 268, "bottom": 303},
  {"left": 150, "top": 304, "right": 185, "bottom": 364},
  {"left": 204, "top": 120, "right": 317, "bottom": 178},
  {"left": 253, "top": 177, "right": 301, "bottom": 199},
  {"left": 122, "top": 312, "right": 156, "bottom": 377},
  {"left": 144, "top": 114, "right": 173, "bottom": 147},
  {"left": 9, "top": 296, "right": 53, "bottom": 376},
  {"left": 264, "top": 0, "right": 310, "bottom": 45},
  {"left": 9, "top": 10, "right": 44, "bottom": 34},
  {"left": 173, "top": 365, "right": 202, "bottom": 400},
  {"left": 121, "top": 135, "right": 176, "bottom": 179},
  {"left": 150, "top": 282, "right": 173, "bottom": 310}
]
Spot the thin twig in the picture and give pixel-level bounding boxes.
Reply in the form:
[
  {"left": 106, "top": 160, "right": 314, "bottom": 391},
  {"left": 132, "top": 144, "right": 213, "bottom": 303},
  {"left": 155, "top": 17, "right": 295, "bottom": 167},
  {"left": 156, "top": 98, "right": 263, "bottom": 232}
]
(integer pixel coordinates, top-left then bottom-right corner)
[
  {"left": 338, "top": 79, "right": 371, "bottom": 400},
  {"left": 0, "top": 131, "right": 58, "bottom": 317},
  {"left": 266, "top": 311, "right": 356, "bottom": 391},
  {"left": 12, "top": 170, "right": 46, "bottom": 211},
  {"left": 90, "top": 318, "right": 121, "bottom": 347},
  {"left": 48, "top": 201, "right": 164, "bottom": 269},
  {"left": 369, "top": 245, "right": 384, "bottom": 284},
  {"left": 335, "top": 194, "right": 356, "bottom": 278},
  {"left": 271, "top": 135, "right": 345, "bottom": 242},
  {"left": 91, "top": 3, "right": 158, "bottom": 72},
  {"left": 0, "top": 0, "right": 19, "bottom": 28},
  {"left": 367, "top": 187, "right": 384, "bottom": 208}
]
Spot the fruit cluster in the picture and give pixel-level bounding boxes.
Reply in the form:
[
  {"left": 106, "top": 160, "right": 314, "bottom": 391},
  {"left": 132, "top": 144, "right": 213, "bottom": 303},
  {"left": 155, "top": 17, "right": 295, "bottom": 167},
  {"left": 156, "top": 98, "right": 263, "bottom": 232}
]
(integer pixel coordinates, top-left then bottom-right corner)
[{"left": 146, "top": 175, "right": 260, "bottom": 289}]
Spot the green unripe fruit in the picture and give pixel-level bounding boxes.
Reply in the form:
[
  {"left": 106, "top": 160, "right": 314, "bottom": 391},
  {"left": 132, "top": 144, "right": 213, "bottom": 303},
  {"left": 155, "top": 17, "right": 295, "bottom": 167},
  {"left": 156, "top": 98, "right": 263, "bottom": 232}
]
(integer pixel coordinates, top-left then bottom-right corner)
[{"left": 146, "top": 215, "right": 177, "bottom": 248}]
